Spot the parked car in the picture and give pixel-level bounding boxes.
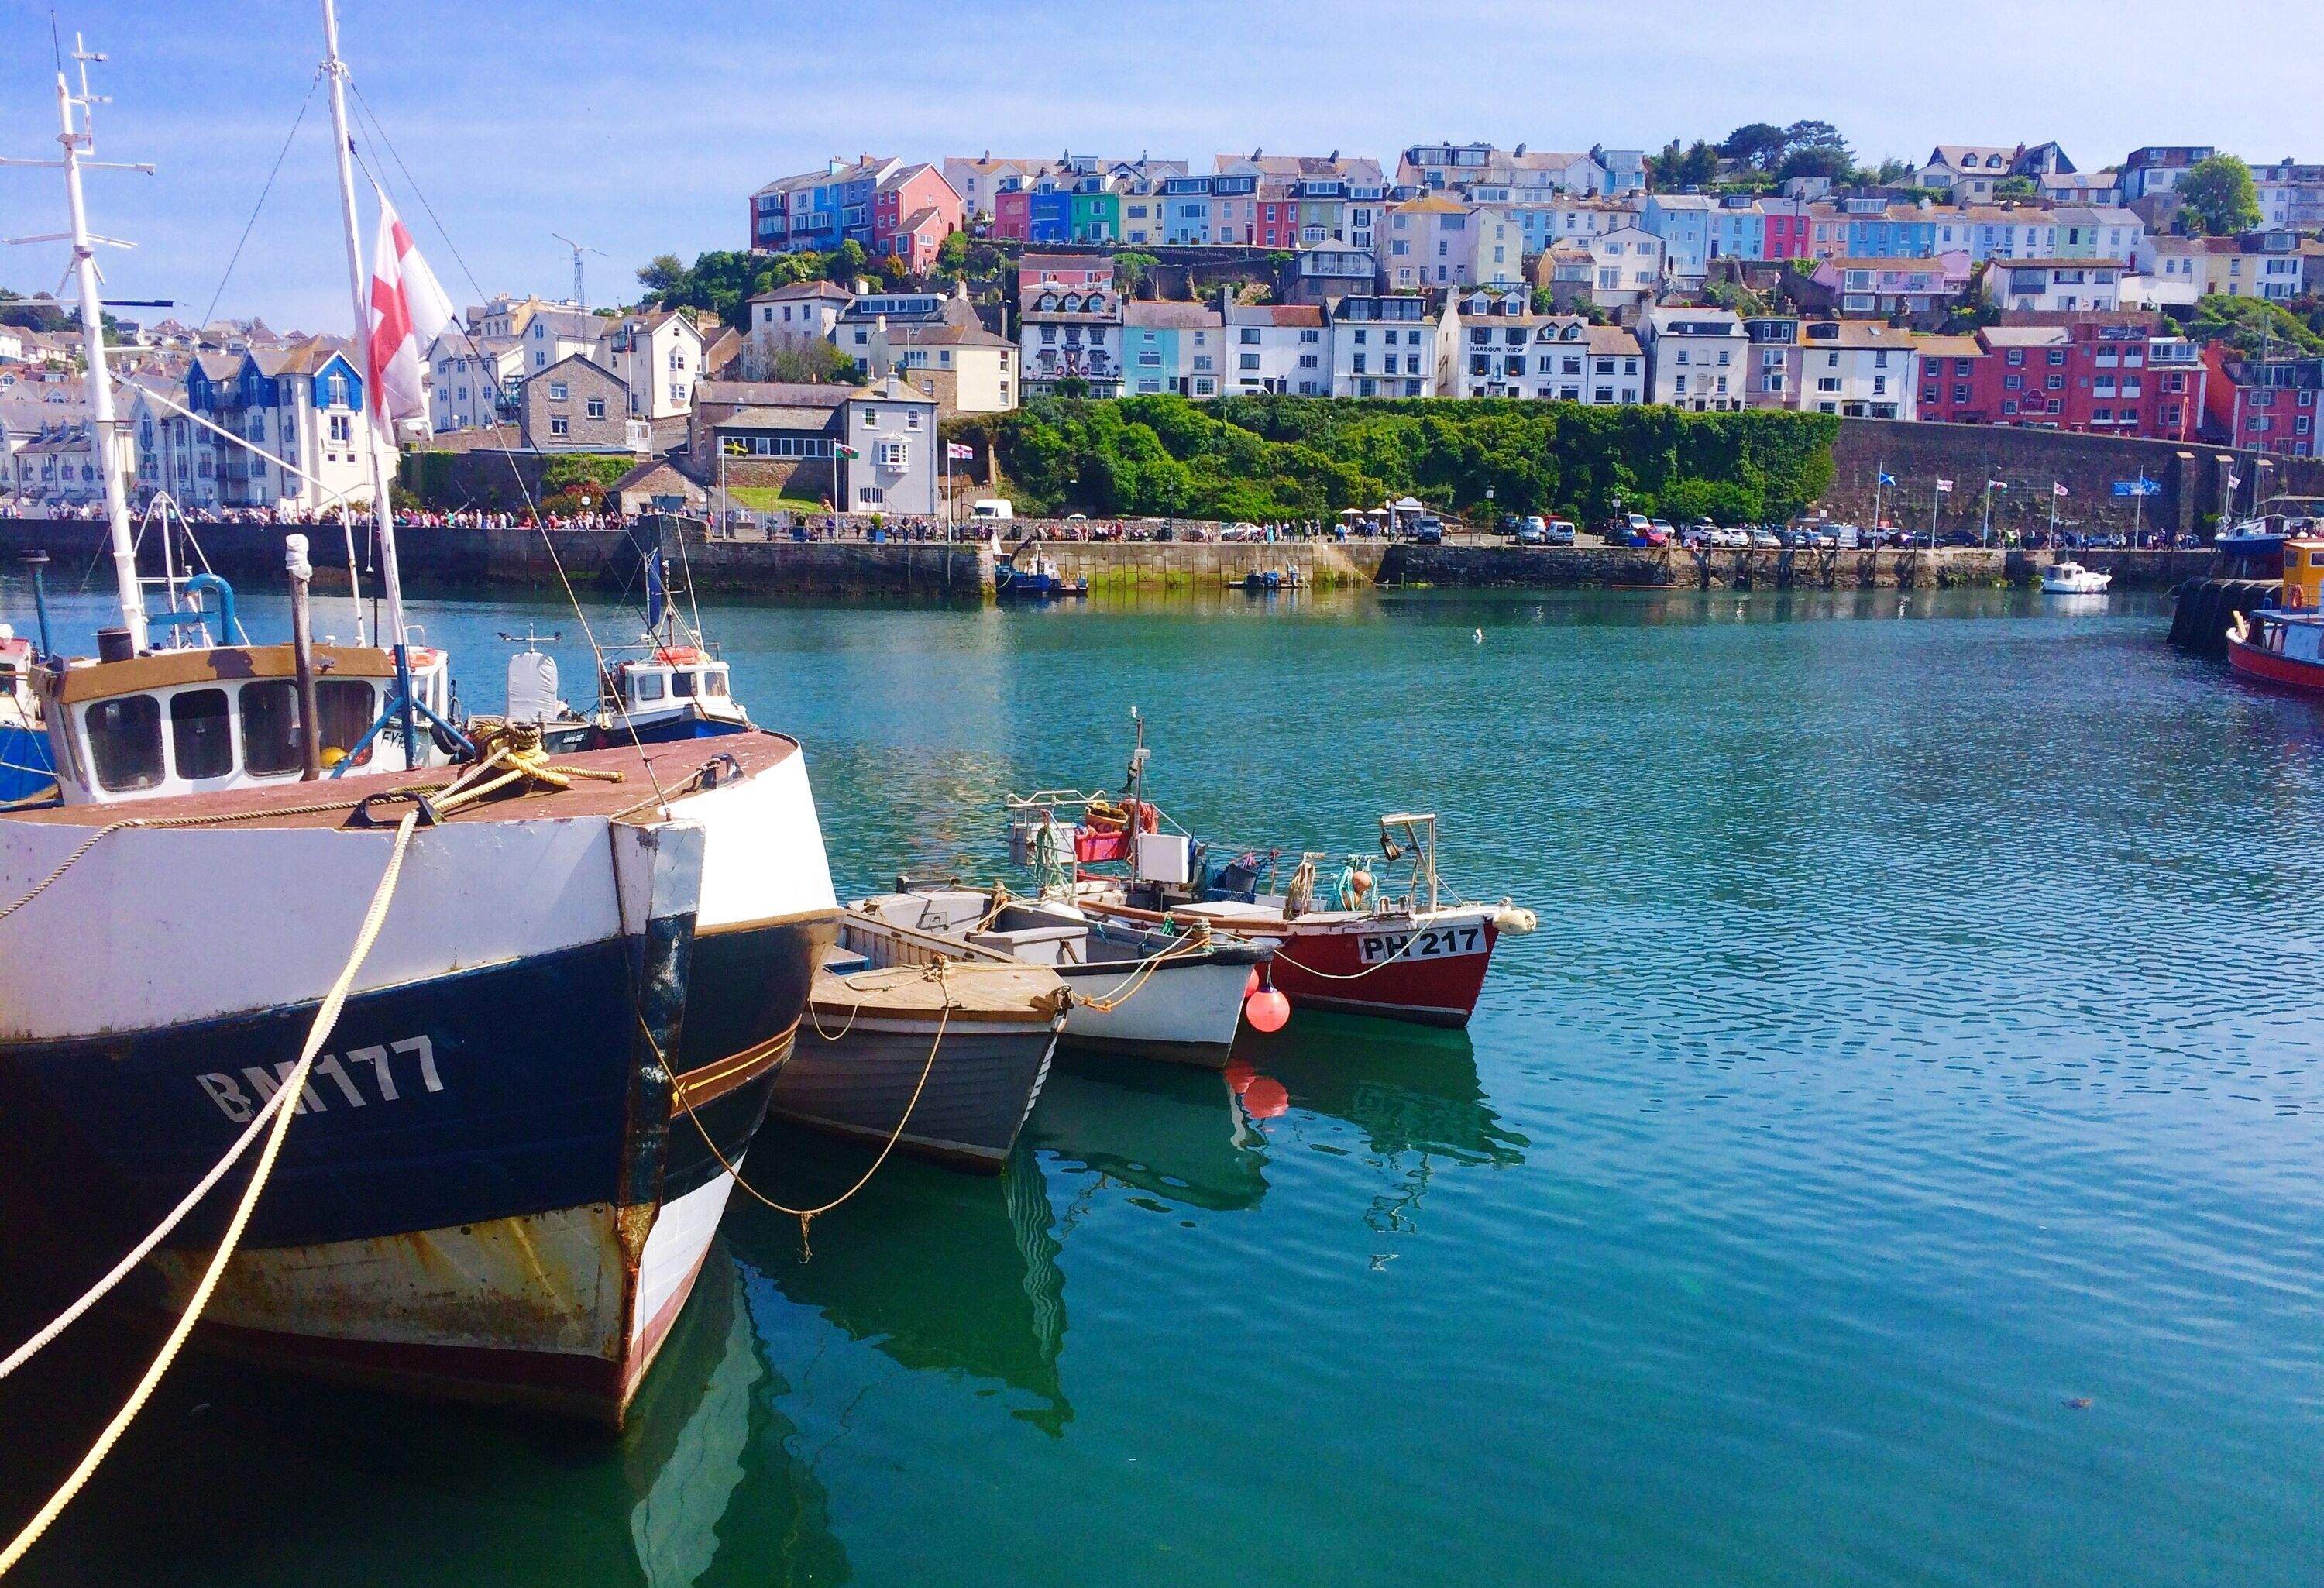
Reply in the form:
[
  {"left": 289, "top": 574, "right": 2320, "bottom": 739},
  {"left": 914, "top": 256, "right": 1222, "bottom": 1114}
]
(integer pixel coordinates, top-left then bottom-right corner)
[
  {"left": 1545, "top": 518, "right": 1577, "bottom": 546},
  {"left": 1408, "top": 516, "right": 1445, "bottom": 545},
  {"left": 1516, "top": 523, "right": 1549, "bottom": 546},
  {"left": 1750, "top": 528, "right": 1782, "bottom": 549}
]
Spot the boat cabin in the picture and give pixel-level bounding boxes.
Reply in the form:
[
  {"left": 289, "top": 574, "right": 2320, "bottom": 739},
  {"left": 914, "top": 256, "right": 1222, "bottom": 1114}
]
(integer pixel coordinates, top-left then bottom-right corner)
[
  {"left": 601, "top": 648, "right": 744, "bottom": 734},
  {"left": 34, "top": 643, "right": 450, "bottom": 805}
]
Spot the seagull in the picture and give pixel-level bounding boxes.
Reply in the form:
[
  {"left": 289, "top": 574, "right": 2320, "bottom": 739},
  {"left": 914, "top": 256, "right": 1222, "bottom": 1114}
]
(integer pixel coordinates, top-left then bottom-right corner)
[{"left": 1473, "top": 627, "right": 1484, "bottom": 644}]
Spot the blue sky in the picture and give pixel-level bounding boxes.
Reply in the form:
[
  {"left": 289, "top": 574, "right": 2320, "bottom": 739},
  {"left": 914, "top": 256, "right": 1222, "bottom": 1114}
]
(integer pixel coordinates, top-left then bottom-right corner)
[{"left": 3, "top": 0, "right": 2319, "bottom": 332}]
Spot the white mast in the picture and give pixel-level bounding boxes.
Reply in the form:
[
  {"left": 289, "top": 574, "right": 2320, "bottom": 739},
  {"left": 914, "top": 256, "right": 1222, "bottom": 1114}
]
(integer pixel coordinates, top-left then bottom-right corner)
[
  {"left": 320, "top": 0, "right": 406, "bottom": 651},
  {"left": 3, "top": 43, "right": 153, "bottom": 648}
]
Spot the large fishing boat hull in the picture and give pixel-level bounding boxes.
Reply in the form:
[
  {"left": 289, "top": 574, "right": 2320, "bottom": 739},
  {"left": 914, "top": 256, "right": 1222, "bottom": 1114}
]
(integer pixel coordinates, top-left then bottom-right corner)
[
  {"left": 2226, "top": 632, "right": 2324, "bottom": 694},
  {"left": 0, "top": 734, "right": 837, "bottom": 1425},
  {"left": 775, "top": 965, "right": 1065, "bottom": 1171}
]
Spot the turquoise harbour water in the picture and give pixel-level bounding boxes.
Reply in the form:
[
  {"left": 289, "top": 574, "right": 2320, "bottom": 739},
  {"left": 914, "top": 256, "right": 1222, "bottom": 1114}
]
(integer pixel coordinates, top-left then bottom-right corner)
[{"left": 3, "top": 579, "right": 2322, "bottom": 1586}]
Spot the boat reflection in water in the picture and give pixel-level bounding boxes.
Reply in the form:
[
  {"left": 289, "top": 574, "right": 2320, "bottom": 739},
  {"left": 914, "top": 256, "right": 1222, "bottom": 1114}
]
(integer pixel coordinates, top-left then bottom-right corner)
[
  {"left": 1023, "top": 1050, "right": 1276, "bottom": 1214},
  {"left": 1237, "top": 1010, "right": 1530, "bottom": 1229},
  {"left": 741, "top": 1121, "right": 1074, "bottom": 1435},
  {"left": 620, "top": 1243, "right": 850, "bottom": 1588}
]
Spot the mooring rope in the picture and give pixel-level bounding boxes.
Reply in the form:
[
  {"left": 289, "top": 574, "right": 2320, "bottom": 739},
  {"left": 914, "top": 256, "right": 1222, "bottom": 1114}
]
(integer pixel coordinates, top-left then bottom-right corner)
[
  {"left": 0, "top": 809, "right": 421, "bottom": 1579},
  {"left": 672, "top": 960, "right": 954, "bottom": 1254}
]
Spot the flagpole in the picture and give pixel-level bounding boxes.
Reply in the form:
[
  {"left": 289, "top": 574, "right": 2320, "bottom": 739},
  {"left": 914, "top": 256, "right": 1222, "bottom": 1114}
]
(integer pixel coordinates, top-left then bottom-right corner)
[
  {"left": 2048, "top": 479, "right": 2058, "bottom": 544},
  {"left": 321, "top": 0, "right": 416, "bottom": 767},
  {"left": 1872, "top": 462, "right": 1885, "bottom": 538},
  {"left": 1929, "top": 483, "right": 1939, "bottom": 551}
]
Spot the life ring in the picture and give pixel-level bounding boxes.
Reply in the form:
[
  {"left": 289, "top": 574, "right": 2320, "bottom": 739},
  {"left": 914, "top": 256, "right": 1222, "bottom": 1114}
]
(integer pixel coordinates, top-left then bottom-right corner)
[
  {"left": 2227, "top": 610, "right": 2251, "bottom": 644},
  {"left": 653, "top": 646, "right": 701, "bottom": 665}
]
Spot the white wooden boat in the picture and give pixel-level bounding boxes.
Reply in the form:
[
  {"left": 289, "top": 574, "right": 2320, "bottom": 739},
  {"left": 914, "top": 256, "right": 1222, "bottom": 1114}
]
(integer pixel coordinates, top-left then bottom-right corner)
[
  {"left": 772, "top": 914, "right": 1067, "bottom": 1171},
  {"left": 862, "top": 885, "right": 1270, "bottom": 1068}
]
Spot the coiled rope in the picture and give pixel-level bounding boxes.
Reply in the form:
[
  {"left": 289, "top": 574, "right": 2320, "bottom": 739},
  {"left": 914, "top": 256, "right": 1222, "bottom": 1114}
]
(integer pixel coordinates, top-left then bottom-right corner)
[
  {"left": 0, "top": 809, "right": 421, "bottom": 1579},
  {"left": 670, "top": 960, "right": 953, "bottom": 1255},
  {"left": 1074, "top": 924, "right": 1213, "bottom": 1013}
]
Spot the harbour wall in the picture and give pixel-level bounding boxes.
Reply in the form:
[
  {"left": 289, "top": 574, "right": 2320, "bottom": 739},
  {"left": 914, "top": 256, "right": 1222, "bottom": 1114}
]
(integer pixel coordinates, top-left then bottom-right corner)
[{"left": 0, "top": 518, "right": 2216, "bottom": 603}]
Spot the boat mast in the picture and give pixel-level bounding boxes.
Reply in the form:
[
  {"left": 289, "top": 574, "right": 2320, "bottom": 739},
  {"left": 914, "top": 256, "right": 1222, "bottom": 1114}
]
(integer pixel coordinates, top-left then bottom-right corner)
[
  {"left": 46, "top": 43, "right": 149, "bottom": 650},
  {"left": 319, "top": 0, "right": 405, "bottom": 651}
]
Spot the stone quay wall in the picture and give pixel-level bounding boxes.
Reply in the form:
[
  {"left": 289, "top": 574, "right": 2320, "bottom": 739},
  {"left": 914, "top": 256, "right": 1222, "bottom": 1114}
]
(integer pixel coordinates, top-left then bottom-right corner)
[{"left": 1827, "top": 418, "right": 2324, "bottom": 540}]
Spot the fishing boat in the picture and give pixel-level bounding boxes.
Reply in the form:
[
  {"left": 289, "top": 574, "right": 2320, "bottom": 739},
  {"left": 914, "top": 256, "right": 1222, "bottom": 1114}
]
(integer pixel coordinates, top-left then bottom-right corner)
[
  {"left": 0, "top": 12, "right": 839, "bottom": 1425},
  {"left": 524, "top": 553, "right": 751, "bottom": 752},
  {"left": 993, "top": 546, "right": 1088, "bottom": 601},
  {"left": 861, "top": 882, "right": 1275, "bottom": 1067},
  {"left": 2226, "top": 535, "right": 2324, "bottom": 693},
  {"left": 2040, "top": 560, "right": 2111, "bottom": 595},
  {"left": 1006, "top": 716, "right": 1533, "bottom": 1029},
  {"left": 772, "top": 915, "right": 1067, "bottom": 1170}
]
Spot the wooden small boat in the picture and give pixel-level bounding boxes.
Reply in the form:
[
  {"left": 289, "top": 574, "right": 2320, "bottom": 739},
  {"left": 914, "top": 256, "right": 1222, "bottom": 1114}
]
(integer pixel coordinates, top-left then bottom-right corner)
[
  {"left": 772, "top": 916, "right": 1067, "bottom": 1171},
  {"left": 863, "top": 884, "right": 1274, "bottom": 1067}
]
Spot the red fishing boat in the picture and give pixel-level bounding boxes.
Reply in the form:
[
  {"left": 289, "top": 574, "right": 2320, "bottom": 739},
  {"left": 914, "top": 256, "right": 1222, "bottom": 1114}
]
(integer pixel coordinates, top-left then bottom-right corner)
[
  {"left": 1006, "top": 719, "right": 1533, "bottom": 1029},
  {"left": 2226, "top": 537, "right": 2324, "bottom": 693}
]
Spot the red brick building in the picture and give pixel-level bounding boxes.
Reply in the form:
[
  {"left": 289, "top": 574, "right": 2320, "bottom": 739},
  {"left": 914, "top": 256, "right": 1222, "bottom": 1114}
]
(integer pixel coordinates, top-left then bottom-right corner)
[
  {"left": 2202, "top": 345, "right": 2324, "bottom": 458},
  {"left": 1913, "top": 315, "right": 2205, "bottom": 441}
]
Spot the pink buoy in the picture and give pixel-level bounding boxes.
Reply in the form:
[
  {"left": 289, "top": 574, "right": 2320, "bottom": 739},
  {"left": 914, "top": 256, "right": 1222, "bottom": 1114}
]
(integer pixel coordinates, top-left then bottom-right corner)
[
  {"left": 1244, "top": 987, "right": 1291, "bottom": 1033},
  {"left": 1243, "top": 968, "right": 1261, "bottom": 1000}
]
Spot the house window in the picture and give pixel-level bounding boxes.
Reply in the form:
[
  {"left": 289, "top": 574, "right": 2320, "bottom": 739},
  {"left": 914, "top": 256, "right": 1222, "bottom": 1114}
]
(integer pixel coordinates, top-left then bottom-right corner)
[
  {"left": 586, "top": 398, "right": 607, "bottom": 420},
  {"left": 548, "top": 381, "right": 569, "bottom": 401},
  {"left": 550, "top": 415, "right": 569, "bottom": 437}
]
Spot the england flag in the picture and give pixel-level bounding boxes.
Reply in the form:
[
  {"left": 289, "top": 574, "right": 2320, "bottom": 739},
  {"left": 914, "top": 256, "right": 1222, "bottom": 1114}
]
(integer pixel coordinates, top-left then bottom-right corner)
[{"left": 366, "top": 188, "right": 457, "bottom": 445}]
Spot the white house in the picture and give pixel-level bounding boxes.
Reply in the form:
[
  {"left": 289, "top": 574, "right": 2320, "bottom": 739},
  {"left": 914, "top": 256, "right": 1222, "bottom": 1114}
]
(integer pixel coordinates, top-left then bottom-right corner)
[
  {"left": 1441, "top": 287, "right": 1645, "bottom": 404},
  {"left": 742, "top": 281, "right": 851, "bottom": 380},
  {"left": 1992, "top": 258, "right": 2123, "bottom": 313},
  {"left": 427, "top": 329, "right": 521, "bottom": 435},
  {"left": 1641, "top": 307, "right": 1747, "bottom": 411},
  {"left": 1584, "top": 225, "right": 1666, "bottom": 310},
  {"left": 1222, "top": 299, "right": 1330, "bottom": 396},
  {"left": 593, "top": 308, "right": 706, "bottom": 423},
  {"left": 1786, "top": 321, "right": 1917, "bottom": 420},
  {"left": 1328, "top": 295, "right": 1442, "bottom": 398}
]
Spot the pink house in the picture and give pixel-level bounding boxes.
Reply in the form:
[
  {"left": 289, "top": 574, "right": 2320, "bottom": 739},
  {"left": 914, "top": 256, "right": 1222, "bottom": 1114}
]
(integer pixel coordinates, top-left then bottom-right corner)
[
  {"left": 1762, "top": 198, "right": 1812, "bottom": 260},
  {"left": 871, "top": 163, "right": 962, "bottom": 267},
  {"left": 1017, "top": 253, "right": 1110, "bottom": 294},
  {"left": 992, "top": 187, "right": 1030, "bottom": 242}
]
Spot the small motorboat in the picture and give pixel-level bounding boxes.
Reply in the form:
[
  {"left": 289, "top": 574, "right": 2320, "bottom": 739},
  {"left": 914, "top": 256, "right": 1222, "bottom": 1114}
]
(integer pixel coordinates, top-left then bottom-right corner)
[
  {"left": 0, "top": 625, "right": 57, "bottom": 806},
  {"left": 2041, "top": 560, "right": 2112, "bottom": 594},
  {"left": 862, "top": 883, "right": 1274, "bottom": 1068},
  {"left": 994, "top": 553, "right": 1088, "bottom": 602},
  {"left": 773, "top": 913, "right": 1069, "bottom": 1171}
]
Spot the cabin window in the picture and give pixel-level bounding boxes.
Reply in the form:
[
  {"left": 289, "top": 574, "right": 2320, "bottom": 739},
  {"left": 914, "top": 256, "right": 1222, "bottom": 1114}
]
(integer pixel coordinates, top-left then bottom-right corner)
[
  {"left": 241, "top": 682, "right": 301, "bottom": 775},
  {"left": 633, "top": 672, "right": 665, "bottom": 703},
  {"left": 703, "top": 669, "right": 728, "bottom": 698},
  {"left": 316, "top": 680, "right": 376, "bottom": 754},
  {"left": 170, "top": 688, "right": 234, "bottom": 781},
  {"left": 671, "top": 669, "right": 698, "bottom": 698},
  {"left": 85, "top": 694, "right": 164, "bottom": 792}
]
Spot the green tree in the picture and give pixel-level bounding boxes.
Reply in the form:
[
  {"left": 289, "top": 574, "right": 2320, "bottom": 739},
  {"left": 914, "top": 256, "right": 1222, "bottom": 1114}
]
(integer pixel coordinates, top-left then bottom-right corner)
[
  {"left": 636, "top": 254, "right": 687, "bottom": 295},
  {"left": 2180, "top": 154, "right": 2260, "bottom": 236},
  {"left": 1992, "top": 174, "right": 2037, "bottom": 199},
  {"left": 1679, "top": 139, "right": 1720, "bottom": 187},
  {"left": 2189, "top": 294, "right": 2324, "bottom": 357},
  {"left": 1721, "top": 123, "right": 1789, "bottom": 170},
  {"left": 1113, "top": 251, "right": 1160, "bottom": 294},
  {"left": 934, "top": 231, "right": 971, "bottom": 278},
  {"left": 1778, "top": 143, "right": 1854, "bottom": 183}
]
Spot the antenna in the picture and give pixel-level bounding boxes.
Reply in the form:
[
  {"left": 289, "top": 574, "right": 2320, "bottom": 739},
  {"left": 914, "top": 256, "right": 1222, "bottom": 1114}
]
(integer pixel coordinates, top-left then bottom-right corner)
[{"left": 552, "top": 232, "right": 606, "bottom": 312}]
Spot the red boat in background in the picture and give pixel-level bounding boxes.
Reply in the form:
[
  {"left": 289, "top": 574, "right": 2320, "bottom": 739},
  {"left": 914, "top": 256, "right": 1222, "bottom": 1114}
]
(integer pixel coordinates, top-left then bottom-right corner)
[
  {"left": 2226, "top": 537, "right": 2324, "bottom": 694},
  {"left": 1006, "top": 717, "right": 1533, "bottom": 1029}
]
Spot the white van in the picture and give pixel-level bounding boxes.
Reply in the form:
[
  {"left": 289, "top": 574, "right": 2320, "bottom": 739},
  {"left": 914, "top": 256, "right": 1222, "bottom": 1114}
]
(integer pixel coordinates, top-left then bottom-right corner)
[{"left": 971, "top": 499, "right": 1016, "bottom": 521}]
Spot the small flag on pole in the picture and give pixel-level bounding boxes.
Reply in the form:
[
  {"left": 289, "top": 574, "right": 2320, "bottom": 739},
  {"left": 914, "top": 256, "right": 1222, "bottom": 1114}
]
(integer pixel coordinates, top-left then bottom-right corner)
[
  {"left": 1878, "top": 471, "right": 1896, "bottom": 487},
  {"left": 1935, "top": 479, "right": 1954, "bottom": 493},
  {"left": 947, "top": 442, "right": 976, "bottom": 461},
  {"left": 2052, "top": 482, "right": 2068, "bottom": 498},
  {"left": 835, "top": 443, "right": 861, "bottom": 459},
  {"left": 1988, "top": 480, "right": 2008, "bottom": 492},
  {"left": 2226, "top": 473, "right": 2240, "bottom": 491}
]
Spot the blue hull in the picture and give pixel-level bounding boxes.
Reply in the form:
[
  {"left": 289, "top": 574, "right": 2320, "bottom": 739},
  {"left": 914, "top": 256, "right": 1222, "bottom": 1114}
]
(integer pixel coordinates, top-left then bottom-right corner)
[
  {"left": 0, "top": 916, "right": 823, "bottom": 1255},
  {"left": 0, "top": 722, "right": 55, "bottom": 806}
]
